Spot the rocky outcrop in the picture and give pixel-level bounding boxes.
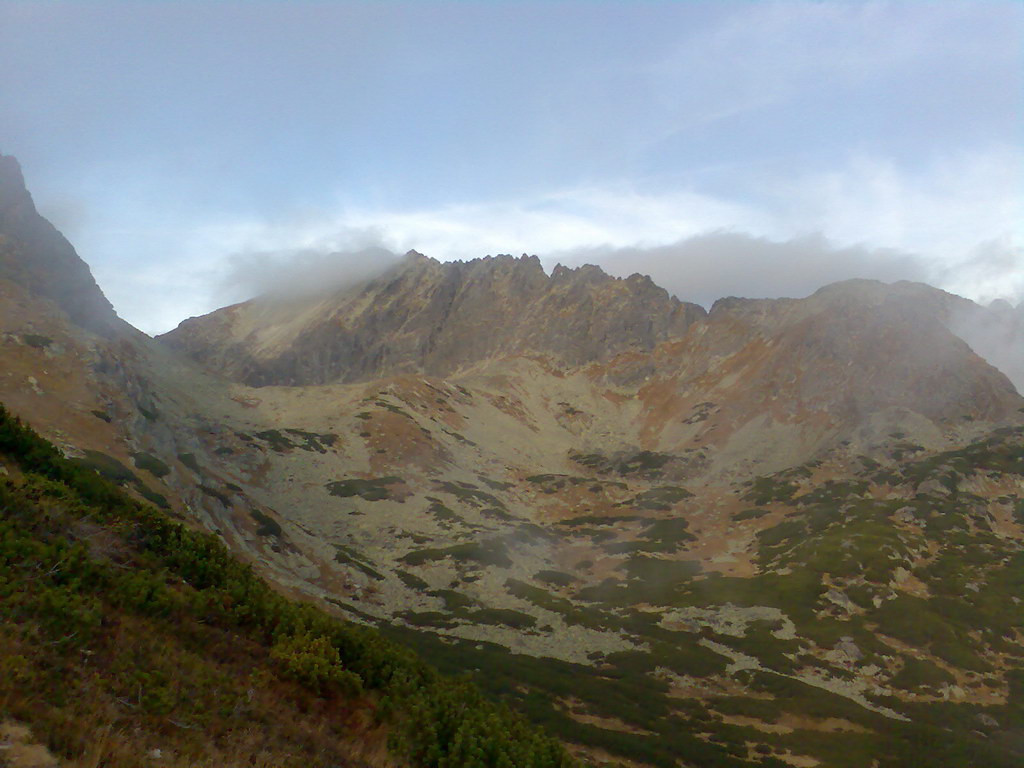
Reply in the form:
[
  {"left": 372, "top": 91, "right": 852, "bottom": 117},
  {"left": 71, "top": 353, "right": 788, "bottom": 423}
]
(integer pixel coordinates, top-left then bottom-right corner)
[
  {"left": 159, "top": 252, "right": 706, "bottom": 386},
  {"left": 0, "top": 154, "right": 120, "bottom": 334}
]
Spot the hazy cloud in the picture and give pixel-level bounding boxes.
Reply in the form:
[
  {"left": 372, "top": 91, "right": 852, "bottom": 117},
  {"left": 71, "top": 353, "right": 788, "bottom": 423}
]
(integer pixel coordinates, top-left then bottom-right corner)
[
  {"left": 553, "top": 232, "right": 930, "bottom": 308},
  {"left": 948, "top": 299, "right": 1024, "bottom": 394},
  {"left": 935, "top": 238, "right": 1024, "bottom": 306},
  {"left": 95, "top": 144, "right": 1019, "bottom": 335},
  {"left": 216, "top": 245, "right": 402, "bottom": 306}
]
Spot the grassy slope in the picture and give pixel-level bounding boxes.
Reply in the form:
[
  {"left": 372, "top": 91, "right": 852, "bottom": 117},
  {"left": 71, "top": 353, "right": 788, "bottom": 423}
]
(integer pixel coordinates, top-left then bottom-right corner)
[
  {"left": 0, "top": 403, "right": 575, "bottom": 768},
  {"left": 387, "top": 430, "right": 1024, "bottom": 768}
]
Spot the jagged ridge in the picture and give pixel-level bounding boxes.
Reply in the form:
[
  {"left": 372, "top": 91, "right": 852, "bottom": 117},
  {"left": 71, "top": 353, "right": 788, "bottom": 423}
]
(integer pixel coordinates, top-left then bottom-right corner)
[{"left": 159, "top": 252, "right": 706, "bottom": 386}]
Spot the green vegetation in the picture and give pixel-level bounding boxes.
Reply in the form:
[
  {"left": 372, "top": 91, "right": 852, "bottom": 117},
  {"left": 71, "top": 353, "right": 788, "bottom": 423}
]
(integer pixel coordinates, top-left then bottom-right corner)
[
  {"left": 137, "top": 405, "right": 159, "bottom": 421},
  {"left": 0, "top": 403, "right": 576, "bottom": 767},
  {"left": 198, "top": 484, "right": 232, "bottom": 508},
  {"left": 889, "top": 656, "right": 955, "bottom": 691},
  {"left": 627, "top": 485, "right": 693, "bottom": 511},
  {"left": 397, "top": 569, "right": 430, "bottom": 591},
  {"left": 557, "top": 513, "right": 640, "bottom": 527},
  {"left": 743, "top": 474, "right": 800, "bottom": 505},
  {"left": 250, "top": 508, "right": 283, "bottom": 538},
  {"left": 176, "top": 451, "right": 201, "bottom": 473},
  {"left": 255, "top": 428, "right": 339, "bottom": 453},
  {"left": 570, "top": 449, "right": 675, "bottom": 477},
  {"left": 431, "top": 589, "right": 475, "bottom": 611},
  {"left": 398, "top": 426, "right": 1024, "bottom": 768},
  {"left": 401, "top": 539, "right": 512, "bottom": 568},
  {"left": 131, "top": 451, "right": 170, "bottom": 479},
  {"left": 71, "top": 448, "right": 138, "bottom": 485},
  {"left": 334, "top": 544, "right": 385, "bottom": 581},
  {"left": 426, "top": 497, "right": 464, "bottom": 527},
  {"left": 467, "top": 607, "right": 537, "bottom": 629},
  {"left": 325, "top": 476, "right": 402, "bottom": 501},
  {"left": 434, "top": 480, "right": 505, "bottom": 509},
  {"left": 68, "top": 449, "right": 169, "bottom": 509},
  {"left": 21, "top": 333, "right": 52, "bottom": 349},
  {"left": 374, "top": 399, "right": 414, "bottom": 418}
]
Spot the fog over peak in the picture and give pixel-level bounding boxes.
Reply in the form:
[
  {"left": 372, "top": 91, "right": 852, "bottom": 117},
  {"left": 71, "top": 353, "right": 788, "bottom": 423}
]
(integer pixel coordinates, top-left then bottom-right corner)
[
  {"left": 217, "top": 239, "right": 402, "bottom": 306},
  {"left": 551, "top": 232, "right": 931, "bottom": 309}
]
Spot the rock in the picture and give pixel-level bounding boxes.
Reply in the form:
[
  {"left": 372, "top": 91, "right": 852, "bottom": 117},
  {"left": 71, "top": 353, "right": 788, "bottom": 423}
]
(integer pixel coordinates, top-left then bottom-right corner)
[
  {"left": 941, "top": 684, "right": 966, "bottom": 700},
  {"left": 825, "top": 589, "right": 855, "bottom": 611},
  {"left": 918, "top": 478, "right": 954, "bottom": 497},
  {"left": 977, "top": 713, "right": 999, "bottom": 729},
  {"left": 891, "top": 566, "right": 911, "bottom": 584},
  {"left": 893, "top": 506, "right": 916, "bottom": 524},
  {"left": 835, "top": 636, "right": 863, "bottom": 662}
]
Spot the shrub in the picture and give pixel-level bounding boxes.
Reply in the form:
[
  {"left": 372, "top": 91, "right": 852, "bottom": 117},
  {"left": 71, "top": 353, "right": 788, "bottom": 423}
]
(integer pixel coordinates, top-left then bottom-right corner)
[{"left": 271, "top": 634, "right": 363, "bottom": 696}]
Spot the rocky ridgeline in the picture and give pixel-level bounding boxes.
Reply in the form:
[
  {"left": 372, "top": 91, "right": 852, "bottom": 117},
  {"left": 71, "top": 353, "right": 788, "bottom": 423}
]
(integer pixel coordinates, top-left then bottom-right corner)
[{"left": 158, "top": 252, "right": 706, "bottom": 386}]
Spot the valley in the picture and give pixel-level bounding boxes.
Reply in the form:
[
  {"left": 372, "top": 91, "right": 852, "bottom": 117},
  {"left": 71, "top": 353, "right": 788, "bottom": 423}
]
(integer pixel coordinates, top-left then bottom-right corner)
[{"left": 1, "top": 151, "right": 1022, "bottom": 767}]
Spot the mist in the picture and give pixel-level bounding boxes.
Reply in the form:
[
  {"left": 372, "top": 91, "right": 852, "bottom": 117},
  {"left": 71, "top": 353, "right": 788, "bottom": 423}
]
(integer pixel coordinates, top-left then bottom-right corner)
[
  {"left": 216, "top": 245, "right": 403, "bottom": 306},
  {"left": 553, "top": 232, "right": 930, "bottom": 308},
  {"left": 948, "top": 300, "right": 1024, "bottom": 395}
]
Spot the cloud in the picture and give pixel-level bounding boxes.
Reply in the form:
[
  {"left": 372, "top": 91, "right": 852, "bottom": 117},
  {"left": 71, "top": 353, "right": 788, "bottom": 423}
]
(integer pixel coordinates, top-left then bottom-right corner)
[
  {"left": 215, "top": 244, "right": 402, "bottom": 306},
  {"left": 553, "top": 232, "right": 929, "bottom": 308},
  {"left": 79, "top": 146, "right": 1021, "bottom": 336},
  {"left": 936, "top": 237, "right": 1024, "bottom": 306},
  {"left": 766, "top": 148, "right": 1023, "bottom": 268},
  {"left": 338, "top": 186, "right": 769, "bottom": 261},
  {"left": 948, "top": 298, "right": 1024, "bottom": 394}
]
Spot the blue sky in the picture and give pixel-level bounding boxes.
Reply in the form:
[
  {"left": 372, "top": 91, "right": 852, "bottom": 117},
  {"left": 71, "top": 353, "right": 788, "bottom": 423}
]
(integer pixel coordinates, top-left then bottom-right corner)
[{"left": 1, "top": 1, "right": 1021, "bottom": 334}]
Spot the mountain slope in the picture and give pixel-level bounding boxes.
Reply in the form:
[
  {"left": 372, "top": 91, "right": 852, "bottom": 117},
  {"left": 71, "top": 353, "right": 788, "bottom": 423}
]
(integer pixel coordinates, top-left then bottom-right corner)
[{"left": 0, "top": 404, "right": 575, "bottom": 768}]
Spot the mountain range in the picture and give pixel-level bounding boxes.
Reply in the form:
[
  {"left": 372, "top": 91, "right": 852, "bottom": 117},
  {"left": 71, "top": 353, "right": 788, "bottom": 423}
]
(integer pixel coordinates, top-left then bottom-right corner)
[{"left": 1, "top": 152, "right": 1022, "bottom": 768}]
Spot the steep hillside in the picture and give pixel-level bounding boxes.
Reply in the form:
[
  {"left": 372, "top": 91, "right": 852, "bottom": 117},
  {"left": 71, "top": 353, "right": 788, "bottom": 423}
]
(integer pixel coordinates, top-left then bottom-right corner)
[{"left": 0, "top": 405, "right": 575, "bottom": 768}]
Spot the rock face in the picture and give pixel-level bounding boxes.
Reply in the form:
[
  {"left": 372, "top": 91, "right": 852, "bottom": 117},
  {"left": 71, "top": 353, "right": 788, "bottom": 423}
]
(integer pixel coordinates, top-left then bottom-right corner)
[
  {"left": 0, "top": 154, "right": 119, "bottom": 334},
  {"left": 158, "top": 253, "right": 706, "bottom": 386}
]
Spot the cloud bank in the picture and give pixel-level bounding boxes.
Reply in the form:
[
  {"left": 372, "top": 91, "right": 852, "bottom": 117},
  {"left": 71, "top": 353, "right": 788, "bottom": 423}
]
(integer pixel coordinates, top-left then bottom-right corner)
[
  {"left": 216, "top": 243, "right": 401, "bottom": 306},
  {"left": 71, "top": 145, "right": 1020, "bottom": 335},
  {"left": 553, "top": 232, "right": 927, "bottom": 308}
]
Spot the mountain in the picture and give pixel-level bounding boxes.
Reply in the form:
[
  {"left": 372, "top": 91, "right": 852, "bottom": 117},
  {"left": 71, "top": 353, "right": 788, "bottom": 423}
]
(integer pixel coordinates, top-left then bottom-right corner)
[
  {"left": 1, "top": 154, "right": 1023, "bottom": 768},
  {"left": 161, "top": 252, "right": 1021, "bottom": 481},
  {"left": 0, "top": 154, "right": 121, "bottom": 334},
  {"left": 159, "top": 252, "right": 706, "bottom": 386}
]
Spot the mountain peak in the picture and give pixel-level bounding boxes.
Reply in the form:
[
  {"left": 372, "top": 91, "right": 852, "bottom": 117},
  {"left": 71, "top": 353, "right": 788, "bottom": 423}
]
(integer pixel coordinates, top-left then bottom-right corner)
[
  {"left": 0, "top": 154, "right": 36, "bottom": 227},
  {"left": 0, "top": 153, "right": 119, "bottom": 334}
]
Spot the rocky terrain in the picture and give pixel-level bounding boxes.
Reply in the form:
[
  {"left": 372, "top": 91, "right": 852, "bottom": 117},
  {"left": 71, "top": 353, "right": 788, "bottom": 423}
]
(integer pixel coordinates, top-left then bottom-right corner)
[{"left": 1, "top": 152, "right": 1022, "bottom": 767}]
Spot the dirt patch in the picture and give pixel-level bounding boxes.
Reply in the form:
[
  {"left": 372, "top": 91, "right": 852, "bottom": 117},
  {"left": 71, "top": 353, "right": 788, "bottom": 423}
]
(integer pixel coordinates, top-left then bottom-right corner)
[
  {"left": 0, "top": 721, "right": 59, "bottom": 768},
  {"left": 559, "top": 698, "right": 654, "bottom": 735}
]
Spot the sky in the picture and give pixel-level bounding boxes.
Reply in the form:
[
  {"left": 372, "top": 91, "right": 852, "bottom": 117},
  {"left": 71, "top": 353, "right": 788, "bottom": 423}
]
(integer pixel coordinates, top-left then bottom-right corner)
[{"left": 1, "top": 1, "right": 1021, "bottom": 335}]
